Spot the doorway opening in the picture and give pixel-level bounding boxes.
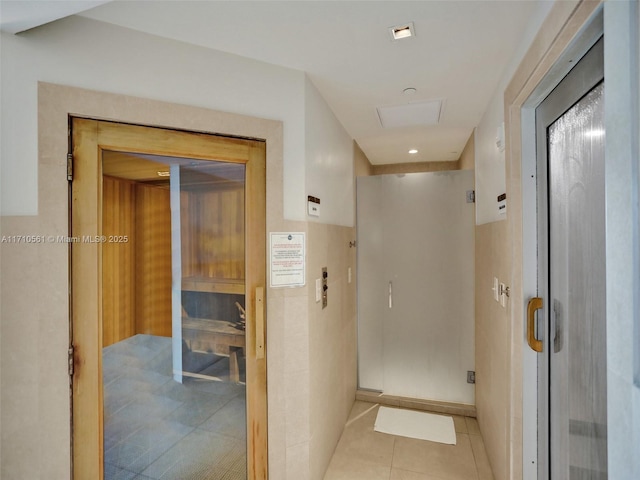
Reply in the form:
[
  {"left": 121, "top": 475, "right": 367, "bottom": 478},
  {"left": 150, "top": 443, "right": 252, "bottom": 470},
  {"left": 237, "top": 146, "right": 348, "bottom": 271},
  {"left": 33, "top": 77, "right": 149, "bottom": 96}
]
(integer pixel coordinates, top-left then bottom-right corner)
[{"left": 70, "top": 118, "right": 267, "bottom": 479}]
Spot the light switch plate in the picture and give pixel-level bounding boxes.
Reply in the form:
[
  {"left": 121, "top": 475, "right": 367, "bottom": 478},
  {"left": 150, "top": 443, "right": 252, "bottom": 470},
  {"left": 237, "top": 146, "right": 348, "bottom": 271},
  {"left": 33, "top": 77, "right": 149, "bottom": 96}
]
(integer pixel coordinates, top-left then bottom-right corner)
[{"left": 493, "top": 277, "right": 499, "bottom": 302}]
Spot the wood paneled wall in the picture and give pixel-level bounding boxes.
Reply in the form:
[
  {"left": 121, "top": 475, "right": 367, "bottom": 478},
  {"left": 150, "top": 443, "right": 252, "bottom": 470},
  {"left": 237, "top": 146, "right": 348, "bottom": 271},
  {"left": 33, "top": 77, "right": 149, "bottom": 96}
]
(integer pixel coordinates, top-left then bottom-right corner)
[
  {"left": 182, "top": 187, "right": 245, "bottom": 282},
  {"left": 134, "top": 183, "right": 172, "bottom": 338},
  {"left": 102, "top": 177, "right": 245, "bottom": 347},
  {"left": 102, "top": 176, "right": 136, "bottom": 346}
]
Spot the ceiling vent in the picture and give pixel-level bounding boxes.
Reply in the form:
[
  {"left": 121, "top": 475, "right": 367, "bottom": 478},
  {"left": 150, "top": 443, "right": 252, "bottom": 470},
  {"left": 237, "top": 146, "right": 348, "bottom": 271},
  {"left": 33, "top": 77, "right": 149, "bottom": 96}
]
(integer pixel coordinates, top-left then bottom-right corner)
[{"left": 376, "top": 100, "right": 443, "bottom": 129}]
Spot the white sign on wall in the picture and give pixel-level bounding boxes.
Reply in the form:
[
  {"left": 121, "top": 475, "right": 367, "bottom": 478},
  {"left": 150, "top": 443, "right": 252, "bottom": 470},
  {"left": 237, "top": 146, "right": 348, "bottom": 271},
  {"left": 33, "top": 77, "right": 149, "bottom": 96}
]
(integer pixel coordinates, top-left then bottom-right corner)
[{"left": 270, "top": 232, "right": 306, "bottom": 287}]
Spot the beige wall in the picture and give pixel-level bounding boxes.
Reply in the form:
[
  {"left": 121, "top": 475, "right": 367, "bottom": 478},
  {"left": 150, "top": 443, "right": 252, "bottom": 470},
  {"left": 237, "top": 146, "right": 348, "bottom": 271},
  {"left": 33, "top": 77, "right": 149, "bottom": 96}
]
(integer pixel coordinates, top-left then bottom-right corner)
[
  {"left": 308, "top": 223, "right": 357, "bottom": 480},
  {"left": 353, "top": 141, "right": 373, "bottom": 177},
  {"left": 371, "top": 160, "right": 458, "bottom": 175},
  {"left": 459, "top": 131, "right": 475, "bottom": 171},
  {"left": 475, "top": 220, "right": 510, "bottom": 479},
  {"left": 0, "top": 82, "right": 359, "bottom": 480}
]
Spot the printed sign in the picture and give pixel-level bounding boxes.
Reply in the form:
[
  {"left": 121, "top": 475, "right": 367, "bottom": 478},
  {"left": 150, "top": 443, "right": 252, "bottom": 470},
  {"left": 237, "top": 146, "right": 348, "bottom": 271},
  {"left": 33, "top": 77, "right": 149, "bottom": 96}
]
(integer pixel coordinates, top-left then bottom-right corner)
[{"left": 270, "top": 232, "right": 305, "bottom": 287}]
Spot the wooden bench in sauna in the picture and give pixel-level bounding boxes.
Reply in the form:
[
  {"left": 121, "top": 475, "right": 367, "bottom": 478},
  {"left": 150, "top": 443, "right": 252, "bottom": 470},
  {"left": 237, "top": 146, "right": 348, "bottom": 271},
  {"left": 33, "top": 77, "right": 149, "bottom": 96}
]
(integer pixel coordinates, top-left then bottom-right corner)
[
  {"left": 181, "top": 276, "right": 246, "bottom": 383},
  {"left": 181, "top": 317, "right": 245, "bottom": 383}
]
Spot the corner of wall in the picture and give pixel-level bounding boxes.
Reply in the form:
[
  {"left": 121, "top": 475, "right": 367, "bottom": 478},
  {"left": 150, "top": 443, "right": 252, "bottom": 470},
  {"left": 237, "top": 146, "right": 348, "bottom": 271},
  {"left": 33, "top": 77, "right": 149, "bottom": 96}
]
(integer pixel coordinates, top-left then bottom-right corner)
[
  {"left": 353, "top": 141, "right": 373, "bottom": 177},
  {"left": 303, "top": 76, "right": 355, "bottom": 228},
  {"left": 459, "top": 129, "right": 476, "bottom": 171}
]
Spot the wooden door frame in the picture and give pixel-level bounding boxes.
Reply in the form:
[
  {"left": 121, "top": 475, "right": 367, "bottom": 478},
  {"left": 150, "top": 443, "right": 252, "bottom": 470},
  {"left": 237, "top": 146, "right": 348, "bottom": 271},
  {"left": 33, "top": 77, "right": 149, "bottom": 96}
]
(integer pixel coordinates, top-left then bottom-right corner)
[{"left": 70, "top": 118, "right": 268, "bottom": 479}]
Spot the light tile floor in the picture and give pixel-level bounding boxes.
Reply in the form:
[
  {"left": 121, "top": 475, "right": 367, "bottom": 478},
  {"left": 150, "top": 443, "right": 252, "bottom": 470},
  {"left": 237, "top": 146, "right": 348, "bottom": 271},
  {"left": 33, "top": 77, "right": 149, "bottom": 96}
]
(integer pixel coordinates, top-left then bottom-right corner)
[
  {"left": 324, "top": 401, "right": 494, "bottom": 480},
  {"left": 103, "top": 334, "right": 247, "bottom": 480}
]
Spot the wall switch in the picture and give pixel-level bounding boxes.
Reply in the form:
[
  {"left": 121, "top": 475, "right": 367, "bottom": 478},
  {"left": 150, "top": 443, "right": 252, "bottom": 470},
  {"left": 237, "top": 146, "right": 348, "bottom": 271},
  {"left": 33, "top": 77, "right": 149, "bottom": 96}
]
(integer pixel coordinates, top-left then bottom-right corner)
[
  {"left": 322, "top": 267, "right": 328, "bottom": 309},
  {"left": 315, "top": 279, "right": 321, "bottom": 302},
  {"left": 467, "top": 371, "right": 476, "bottom": 384},
  {"left": 500, "top": 282, "right": 507, "bottom": 307},
  {"left": 493, "top": 277, "right": 499, "bottom": 302},
  {"left": 348, "top": 267, "right": 352, "bottom": 284}
]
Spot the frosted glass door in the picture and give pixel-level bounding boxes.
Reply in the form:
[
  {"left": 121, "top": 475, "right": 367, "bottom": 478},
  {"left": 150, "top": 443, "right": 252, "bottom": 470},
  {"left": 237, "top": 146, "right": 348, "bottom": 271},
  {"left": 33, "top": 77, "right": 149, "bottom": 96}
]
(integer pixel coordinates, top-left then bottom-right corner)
[
  {"left": 548, "top": 82, "right": 607, "bottom": 479},
  {"left": 357, "top": 170, "right": 475, "bottom": 404},
  {"left": 534, "top": 37, "right": 606, "bottom": 479}
]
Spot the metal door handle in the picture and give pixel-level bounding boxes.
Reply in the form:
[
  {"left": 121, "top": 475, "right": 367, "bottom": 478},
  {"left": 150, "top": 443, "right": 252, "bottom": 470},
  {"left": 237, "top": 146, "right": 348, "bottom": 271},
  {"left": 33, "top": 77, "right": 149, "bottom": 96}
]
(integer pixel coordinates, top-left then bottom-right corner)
[
  {"left": 256, "top": 286, "right": 265, "bottom": 359},
  {"left": 527, "top": 297, "right": 543, "bottom": 352},
  {"left": 553, "top": 299, "right": 563, "bottom": 353},
  {"left": 388, "top": 281, "right": 393, "bottom": 309}
]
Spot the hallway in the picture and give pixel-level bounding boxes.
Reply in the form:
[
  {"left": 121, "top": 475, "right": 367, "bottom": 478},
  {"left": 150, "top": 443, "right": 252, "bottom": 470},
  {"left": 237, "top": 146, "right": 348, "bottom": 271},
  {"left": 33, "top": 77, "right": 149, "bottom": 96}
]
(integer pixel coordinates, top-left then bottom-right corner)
[
  {"left": 1, "top": 2, "right": 639, "bottom": 479},
  {"left": 324, "top": 401, "right": 493, "bottom": 480}
]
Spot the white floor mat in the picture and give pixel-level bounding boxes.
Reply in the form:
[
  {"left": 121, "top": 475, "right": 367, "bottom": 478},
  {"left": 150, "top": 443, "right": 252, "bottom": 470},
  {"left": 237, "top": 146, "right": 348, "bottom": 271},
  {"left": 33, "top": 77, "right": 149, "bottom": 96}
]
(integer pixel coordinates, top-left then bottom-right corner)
[{"left": 374, "top": 406, "right": 457, "bottom": 445}]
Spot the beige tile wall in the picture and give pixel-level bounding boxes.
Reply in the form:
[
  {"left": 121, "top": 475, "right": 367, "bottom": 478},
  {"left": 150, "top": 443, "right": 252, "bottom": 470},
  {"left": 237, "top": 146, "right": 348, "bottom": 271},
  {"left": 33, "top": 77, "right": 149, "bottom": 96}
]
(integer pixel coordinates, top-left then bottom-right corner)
[
  {"left": 307, "top": 222, "right": 358, "bottom": 480},
  {"left": 475, "top": 220, "right": 510, "bottom": 480}
]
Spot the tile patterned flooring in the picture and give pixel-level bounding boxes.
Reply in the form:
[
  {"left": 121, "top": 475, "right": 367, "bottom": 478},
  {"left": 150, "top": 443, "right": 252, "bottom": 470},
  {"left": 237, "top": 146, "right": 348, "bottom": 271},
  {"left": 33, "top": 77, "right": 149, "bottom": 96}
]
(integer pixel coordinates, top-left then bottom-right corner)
[
  {"left": 105, "top": 336, "right": 493, "bottom": 480},
  {"left": 103, "top": 334, "right": 247, "bottom": 480},
  {"left": 324, "top": 401, "right": 494, "bottom": 480}
]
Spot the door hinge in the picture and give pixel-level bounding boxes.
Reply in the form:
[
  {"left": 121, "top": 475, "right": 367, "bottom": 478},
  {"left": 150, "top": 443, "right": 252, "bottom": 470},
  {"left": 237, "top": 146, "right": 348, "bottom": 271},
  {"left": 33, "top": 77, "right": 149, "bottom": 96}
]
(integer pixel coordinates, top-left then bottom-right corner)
[
  {"left": 466, "top": 190, "right": 475, "bottom": 203},
  {"left": 68, "top": 345, "right": 75, "bottom": 378},
  {"left": 67, "top": 153, "right": 73, "bottom": 181},
  {"left": 467, "top": 370, "right": 476, "bottom": 384}
]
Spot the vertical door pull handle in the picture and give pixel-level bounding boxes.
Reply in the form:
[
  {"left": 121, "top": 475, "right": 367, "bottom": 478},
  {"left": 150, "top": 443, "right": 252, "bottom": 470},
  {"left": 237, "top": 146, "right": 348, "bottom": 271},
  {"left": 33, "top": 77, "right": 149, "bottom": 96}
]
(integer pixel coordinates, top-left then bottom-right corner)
[
  {"left": 388, "top": 281, "right": 393, "bottom": 309},
  {"left": 256, "top": 286, "right": 265, "bottom": 359},
  {"left": 527, "top": 297, "right": 543, "bottom": 353}
]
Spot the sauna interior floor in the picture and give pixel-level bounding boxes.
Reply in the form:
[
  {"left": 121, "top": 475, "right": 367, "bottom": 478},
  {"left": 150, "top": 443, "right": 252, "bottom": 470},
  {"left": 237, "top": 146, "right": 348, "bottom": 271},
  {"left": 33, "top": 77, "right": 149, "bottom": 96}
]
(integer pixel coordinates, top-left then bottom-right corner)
[
  {"left": 103, "top": 334, "right": 247, "bottom": 480},
  {"left": 324, "top": 401, "right": 494, "bottom": 480}
]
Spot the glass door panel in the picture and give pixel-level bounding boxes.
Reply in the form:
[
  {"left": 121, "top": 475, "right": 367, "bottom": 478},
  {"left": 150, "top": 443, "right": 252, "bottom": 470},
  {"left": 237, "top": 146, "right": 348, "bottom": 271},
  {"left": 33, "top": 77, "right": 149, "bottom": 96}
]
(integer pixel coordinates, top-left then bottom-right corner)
[
  {"left": 101, "top": 151, "right": 248, "bottom": 479},
  {"left": 357, "top": 171, "right": 475, "bottom": 404},
  {"left": 548, "top": 82, "right": 607, "bottom": 479},
  {"left": 381, "top": 171, "right": 475, "bottom": 402}
]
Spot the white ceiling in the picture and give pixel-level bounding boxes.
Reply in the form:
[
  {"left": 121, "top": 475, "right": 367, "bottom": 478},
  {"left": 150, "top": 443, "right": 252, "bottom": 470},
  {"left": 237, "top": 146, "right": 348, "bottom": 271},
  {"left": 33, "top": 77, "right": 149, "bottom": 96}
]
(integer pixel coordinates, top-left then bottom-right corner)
[{"left": 1, "top": 0, "right": 543, "bottom": 165}]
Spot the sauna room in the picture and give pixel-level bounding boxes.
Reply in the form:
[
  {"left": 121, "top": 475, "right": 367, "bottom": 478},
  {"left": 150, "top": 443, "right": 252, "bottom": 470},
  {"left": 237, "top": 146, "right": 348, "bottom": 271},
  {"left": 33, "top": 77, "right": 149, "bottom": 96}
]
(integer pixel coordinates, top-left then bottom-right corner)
[{"left": 99, "top": 150, "right": 249, "bottom": 476}]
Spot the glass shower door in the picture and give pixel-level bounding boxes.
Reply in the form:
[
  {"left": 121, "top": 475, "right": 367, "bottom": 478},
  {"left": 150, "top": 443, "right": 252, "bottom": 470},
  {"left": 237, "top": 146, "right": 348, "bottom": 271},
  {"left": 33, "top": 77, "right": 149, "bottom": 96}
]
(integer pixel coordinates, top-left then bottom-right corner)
[{"left": 357, "top": 170, "right": 475, "bottom": 403}]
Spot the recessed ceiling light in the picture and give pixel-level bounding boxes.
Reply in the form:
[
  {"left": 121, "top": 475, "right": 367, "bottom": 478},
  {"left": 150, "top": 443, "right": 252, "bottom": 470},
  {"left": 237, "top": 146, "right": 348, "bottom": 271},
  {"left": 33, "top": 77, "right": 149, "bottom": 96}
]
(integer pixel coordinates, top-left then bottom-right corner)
[
  {"left": 157, "top": 171, "right": 170, "bottom": 177},
  {"left": 408, "top": 149, "right": 418, "bottom": 154},
  {"left": 389, "top": 22, "right": 415, "bottom": 41},
  {"left": 403, "top": 87, "right": 417, "bottom": 95}
]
